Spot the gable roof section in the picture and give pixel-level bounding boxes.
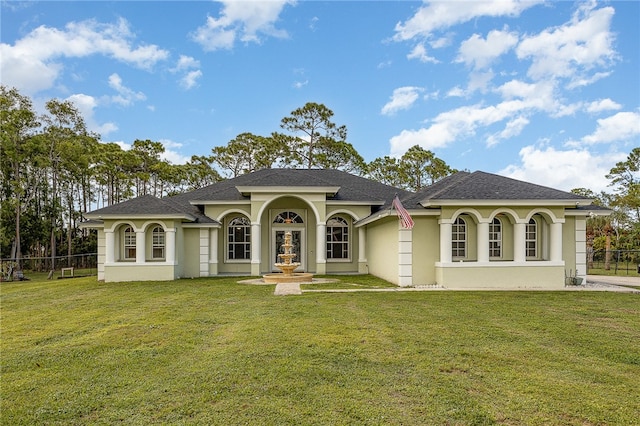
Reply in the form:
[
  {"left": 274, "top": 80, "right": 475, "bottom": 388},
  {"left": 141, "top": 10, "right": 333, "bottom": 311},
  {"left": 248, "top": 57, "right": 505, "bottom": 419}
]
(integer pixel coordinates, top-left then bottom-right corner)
[
  {"left": 181, "top": 168, "right": 409, "bottom": 204},
  {"left": 84, "top": 194, "right": 216, "bottom": 224},
  {"left": 413, "top": 171, "right": 591, "bottom": 207}
]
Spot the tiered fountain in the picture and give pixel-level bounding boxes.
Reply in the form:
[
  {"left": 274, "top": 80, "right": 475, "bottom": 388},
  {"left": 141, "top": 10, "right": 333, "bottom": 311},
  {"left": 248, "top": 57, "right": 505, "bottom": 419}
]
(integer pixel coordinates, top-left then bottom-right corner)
[{"left": 263, "top": 231, "right": 314, "bottom": 284}]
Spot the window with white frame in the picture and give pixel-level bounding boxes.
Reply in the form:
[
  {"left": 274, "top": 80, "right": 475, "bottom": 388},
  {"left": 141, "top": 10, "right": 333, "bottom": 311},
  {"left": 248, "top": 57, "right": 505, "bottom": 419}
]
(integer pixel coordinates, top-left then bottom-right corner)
[
  {"left": 489, "top": 217, "right": 502, "bottom": 258},
  {"left": 152, "top": 226, "right": 165, "bottom": 259},
  {"left": 228, "top": 216, "right": 251, "bottom": 260},
  {"left": 326, "top": 216, "right": 349, "bottom": 260},
  {"left": 452, "top": 217, "right": 466, "bottom": 259},
  {"left": 273, "top": 211, "right": 304, "bottom": 224},
  {"left": 526, "top": 218, "right": 537, "bottom": 258},
  {"left": 123, "top": 226, "right": 136, "bottom": 260}
]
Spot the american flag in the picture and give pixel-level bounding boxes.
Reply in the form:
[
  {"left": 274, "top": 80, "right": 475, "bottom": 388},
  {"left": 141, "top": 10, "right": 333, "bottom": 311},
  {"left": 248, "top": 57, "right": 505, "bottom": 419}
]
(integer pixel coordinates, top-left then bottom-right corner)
[{"left": 392, "top": 195, "right": 414, "bottom": 229}]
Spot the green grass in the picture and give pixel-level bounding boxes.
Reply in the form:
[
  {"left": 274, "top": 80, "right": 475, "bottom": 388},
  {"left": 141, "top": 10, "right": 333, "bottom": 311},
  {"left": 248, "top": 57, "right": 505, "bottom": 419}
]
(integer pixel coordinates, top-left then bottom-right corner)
[
  {"left": 588, "top": 267, "right": 640, "bottom": 277},
  {"left": 301, "top": 274, "right": 398, "bottom": 290},
  {"left": 2, "top": 276, "right": 639, "bottom": 425}
]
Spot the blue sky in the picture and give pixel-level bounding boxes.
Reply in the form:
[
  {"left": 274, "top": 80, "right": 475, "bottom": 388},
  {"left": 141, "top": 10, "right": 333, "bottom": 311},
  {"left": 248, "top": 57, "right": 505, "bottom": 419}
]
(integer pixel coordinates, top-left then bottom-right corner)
[{"left": 2, "top": 0, "right": 638, "bottom": 192}]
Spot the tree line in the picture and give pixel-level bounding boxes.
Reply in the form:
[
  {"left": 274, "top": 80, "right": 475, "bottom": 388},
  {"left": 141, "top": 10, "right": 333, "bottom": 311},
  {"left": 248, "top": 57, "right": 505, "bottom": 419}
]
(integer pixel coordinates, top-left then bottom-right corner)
[
  {"left": 1, "top": 85, "right": 638, "bottom": 268},
  {"left": 1, "top": 87, "right": 456, "bottom": 265}
]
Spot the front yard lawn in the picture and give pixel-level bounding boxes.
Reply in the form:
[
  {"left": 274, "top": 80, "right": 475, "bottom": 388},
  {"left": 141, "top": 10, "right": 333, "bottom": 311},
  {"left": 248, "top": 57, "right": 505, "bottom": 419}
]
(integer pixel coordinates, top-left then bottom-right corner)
[{"left": 2, "top": 276, "right": 639, "bottom": 425}]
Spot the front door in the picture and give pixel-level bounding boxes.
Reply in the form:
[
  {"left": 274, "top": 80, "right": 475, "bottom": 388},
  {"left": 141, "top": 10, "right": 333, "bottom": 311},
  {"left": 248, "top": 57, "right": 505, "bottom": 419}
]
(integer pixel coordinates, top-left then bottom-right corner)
[{"left": 272, "top": 229, "right": 305, "bottom": 272}]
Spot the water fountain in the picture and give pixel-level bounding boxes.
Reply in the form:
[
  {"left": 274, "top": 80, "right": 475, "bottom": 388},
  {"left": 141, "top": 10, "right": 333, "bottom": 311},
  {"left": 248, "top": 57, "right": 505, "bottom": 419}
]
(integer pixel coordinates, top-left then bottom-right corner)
[{"left": 263, "top": 231, "right": 314, "bottom": 284}]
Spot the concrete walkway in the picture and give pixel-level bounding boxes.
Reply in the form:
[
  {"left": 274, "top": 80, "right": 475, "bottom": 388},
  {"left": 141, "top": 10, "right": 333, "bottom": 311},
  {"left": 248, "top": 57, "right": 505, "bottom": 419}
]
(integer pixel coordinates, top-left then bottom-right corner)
[{"left": 273, "top": 282, "right": 303, "bottom": 295}]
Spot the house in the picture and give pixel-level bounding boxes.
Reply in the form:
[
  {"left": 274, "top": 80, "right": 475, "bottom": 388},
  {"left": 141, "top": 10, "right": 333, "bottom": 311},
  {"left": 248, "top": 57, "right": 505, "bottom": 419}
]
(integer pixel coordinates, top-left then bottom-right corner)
[{"left": 82, "top": 169, "right": 607, "bottom": 289}]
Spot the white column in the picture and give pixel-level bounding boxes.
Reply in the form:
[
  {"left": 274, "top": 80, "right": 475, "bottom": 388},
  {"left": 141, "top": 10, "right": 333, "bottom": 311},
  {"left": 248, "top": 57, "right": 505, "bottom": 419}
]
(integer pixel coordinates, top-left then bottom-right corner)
[
  {"left": 358, "top": 227, "right": 367, "bottom": 263},
  {"left": 439, "top": 221, "right": 452, "bottom": 263},
  {"left": 209, "top": 228, "right": 219, "bottom": 275},
  {"left": 550, "top": 222, "right": 563, "bottom": 262},
  {"left": 398, "top": 227, "right": 412, "bottom": 287},
  {"left": 316, "top": 222, "right": 327, "bottom": 275},
  {"left": 514, "top": 222, "right": 526, "bottom": 263},
  {"left": 209, "top": 228, "right": 218, "bottom": 263},
  {"left": 136, "top": 231, "right": 145, "bottom": 263},
  {"left": 199, "top": 229, "right": 209, "bottom": 277},
  {"left": 165, "top": 229, "right": 176, "bottom": 264},
  {"left": 251, "top": 223, "right": 261, "bottom": 275},
  {"left": 105, "top": 230, "right": 115, "bottom": 264},
  {"left": 358, "top": 227, "right": 367, "bottom": 274},
  {"left": 477, "top": 221, "right": 489, "bottom": 263}
]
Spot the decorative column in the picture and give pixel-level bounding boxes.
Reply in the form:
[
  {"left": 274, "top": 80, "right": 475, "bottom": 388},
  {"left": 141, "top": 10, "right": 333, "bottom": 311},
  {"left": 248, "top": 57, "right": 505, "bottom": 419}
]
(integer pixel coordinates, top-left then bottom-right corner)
[
  {"left": 398, "top": 227, "right": 413, "bottom": 287},
  {"left": 513, "top": 222, "right": 526, "bottom": 263},
  {"left": 550, "top": 222, "right": 563, "bottom": 262},
  {"left": 358, "top": 227, "right": 367, "bottom": 273},
  {"left": 439, "top": 221, "right": 452, "bottom": 263},
  {"left": 136, "top": 231, "right": 145, "bottom": 264},
  {"left": 251, "top": 223, "right": 261, "bottom": 276},
  {"left": 316, "top": 222, "right": 326, "bottom": 275},
  {"left": 477, "top": 220, "right": 489, "bottom": 263},
  {"left": 199, "top": 229, "right": 209, "bottom": 277},
  {"left": 165, "top": 228, "right": 176, "bottom": 264},
  {"left": 105, "top": 230, "right": 115, "bottom": 264},
  {"left": 209, "top": 227, "right": 218, "bottom": 275}
]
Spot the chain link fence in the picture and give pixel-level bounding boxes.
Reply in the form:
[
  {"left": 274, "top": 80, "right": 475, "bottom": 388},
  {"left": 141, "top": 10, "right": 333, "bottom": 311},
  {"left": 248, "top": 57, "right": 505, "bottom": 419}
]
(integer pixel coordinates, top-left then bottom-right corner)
[
  {"left": 588, "top": 249, "right": 640, "bottom": 275},
  {"left": 1, "top": 253, "right": 97, "bottom": 281}
]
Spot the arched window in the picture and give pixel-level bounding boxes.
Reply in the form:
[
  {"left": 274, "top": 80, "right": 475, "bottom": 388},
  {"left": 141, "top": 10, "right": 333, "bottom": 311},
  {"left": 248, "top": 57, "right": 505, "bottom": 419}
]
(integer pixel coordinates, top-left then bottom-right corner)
[
  {"left": 152, "top": 226, "right": 165, "bottom": 259},
  {"left": 452, "top": 217, "right": 466, "bottom": 259},
  {"left": 489, "top": 217, "right": 502, "bottom": 258},
  {"left": 273, "top": 211, "right": 304, "bottom": 224},
  {"left": 123, "top": 226, "right": 136, "bottom": 260},
  {"left": 326, "top": 216, "right": 349, "bottom": 260},
  {"left": 526, "top": 218, "right": 538, "bottom": 258},
  {"left": 228, "top": 216, "right": 251, "bottom": 260}
]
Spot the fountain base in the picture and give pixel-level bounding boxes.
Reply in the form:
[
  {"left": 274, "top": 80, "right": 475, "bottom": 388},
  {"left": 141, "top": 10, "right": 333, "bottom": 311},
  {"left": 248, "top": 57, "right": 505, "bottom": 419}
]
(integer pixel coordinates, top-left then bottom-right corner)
[{"left": 262, "top": 272, "right": 314, "bottom": 284}]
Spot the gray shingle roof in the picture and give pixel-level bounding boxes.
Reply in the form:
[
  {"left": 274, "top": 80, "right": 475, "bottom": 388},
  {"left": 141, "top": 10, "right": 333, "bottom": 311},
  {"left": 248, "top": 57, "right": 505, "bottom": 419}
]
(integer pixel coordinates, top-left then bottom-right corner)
[
  {"left": 180, "top": 168, "right": 409, "bottom": 204},
  {"left": 84, "top": 194, "right": 217, "bottom": 224},
  {"left": 409, "top": 171, "right": 590, "bottom": 205}
]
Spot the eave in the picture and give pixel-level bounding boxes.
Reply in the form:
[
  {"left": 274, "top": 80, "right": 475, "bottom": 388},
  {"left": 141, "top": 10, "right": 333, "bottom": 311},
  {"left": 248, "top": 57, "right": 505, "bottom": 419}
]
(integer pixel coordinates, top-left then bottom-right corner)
[
  {"left": 235, "top": 185, "right": 341, "bottom": 196},
  {"left": 84, "top": 213, "right": 197, "bottom": 222},
  {"left": 420, "top": 199, "right": 593, "bottom": 208}
]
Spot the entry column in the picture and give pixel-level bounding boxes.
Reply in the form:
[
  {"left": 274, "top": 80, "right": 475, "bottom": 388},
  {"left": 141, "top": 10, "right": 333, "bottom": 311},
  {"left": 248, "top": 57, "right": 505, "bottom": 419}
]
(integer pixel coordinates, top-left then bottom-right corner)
[
  {"left": 316, "top": 222, "right": 326, "bottom": 275},
  {"left": 251, "top": 223, "right": 261, "bottom": 276},
  {"left": 439, "top": 221, "right": 452, "bottom": 263}
]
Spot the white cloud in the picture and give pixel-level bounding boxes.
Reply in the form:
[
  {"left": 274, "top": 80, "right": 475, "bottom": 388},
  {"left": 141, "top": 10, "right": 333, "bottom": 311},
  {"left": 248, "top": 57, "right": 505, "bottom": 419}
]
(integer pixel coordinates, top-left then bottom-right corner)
[
  {"left": 66, "top": 93, "right": 117, "bottom": 136},
  {"left": 580, "top": 111, "right": 640, "bottom": 145},
  {"left": 180, "top": 70, "right": 203, "bottom": 90},
  {"left": 108, "top": 73, "right": 146, "bottom": 106},
  {"left": 500, "top": 145, "right": 626, "bottom": 192},
  {"left": 393, "top": 0, "right": 540, "bottom": 41},
  {"left": 486, "top": 116, "right": 529, "bottom": 147},
  {"left": 381, "top": 86, "right": 424, "bottom": 116},
  {"left": 159, "top": 139, "right": 190, "bottom": 164},
  {"left": 586, "top": 99, "right": 622, "bottom": 114},
  {"left": 516, "top": 4, "right": 616, "bottom": 83},
  {"left": 173, "top": 55, "right": 201, "bottom": 72},
  {"left": 192, "top": 0, "right": 294, "bottom": 51},
  {"left": 0, "top": 18, "right": 169, "bottom": 94},
  {"left": 170, "top": 55, "right": 202, "bottom": 90},
  {"left": 406, "top": 43, "right": 438, "bottom": 63},
  {"left": 293, "top": 80, "right": 308, "bottom": 89},
  {"left": 456, "top": 28, "right": 519, "bottom": 69}
]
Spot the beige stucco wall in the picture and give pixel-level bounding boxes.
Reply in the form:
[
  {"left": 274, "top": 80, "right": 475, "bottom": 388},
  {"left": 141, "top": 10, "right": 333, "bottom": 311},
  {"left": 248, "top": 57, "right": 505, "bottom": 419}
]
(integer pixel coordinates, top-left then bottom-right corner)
[
  {"left": 104, "top": 264, "right": 176, "bottom": 282},
  {"left": 181, "top": 228, "right": 200, "bottom": 278},
  {"left": 436, "top": 263, "right": 565, "bottom": 289},
  {"left": 365, "top": 218, "right": 399, "bottom": 285},
  {"left": 97, "top": 229, "right": 105, "bottom": 281},
  {"left": 411, "top": 216, "right": 439, "bottom": 285}
]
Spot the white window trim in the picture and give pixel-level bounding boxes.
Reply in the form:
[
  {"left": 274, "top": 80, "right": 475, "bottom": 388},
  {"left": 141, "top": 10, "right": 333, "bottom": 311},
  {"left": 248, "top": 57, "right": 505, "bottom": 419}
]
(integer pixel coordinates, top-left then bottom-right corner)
[
  {"left": 452, "top": 217, "right": 467, "bottom": 260},
  {"left": 326, "top": 216, "right": 351, "bottom": 262},
  {"left": 226, "top": 216, "right": 251, "bottom": 263}
]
